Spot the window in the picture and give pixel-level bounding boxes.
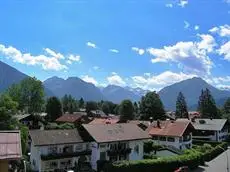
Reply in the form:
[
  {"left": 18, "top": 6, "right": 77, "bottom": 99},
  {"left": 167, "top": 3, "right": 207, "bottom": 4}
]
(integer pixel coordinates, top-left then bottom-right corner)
[
  {"left": 75, "top": 144, "right": 83, "bottom": 151},
  {"left": 100, "top": 144, "right": 106, "bottom": 149},
  {"left": 159, "top": 136, "right": 166, "bottom": 141},
  {"left": 100, "top": 152, "right": 106, "bottom": 160},
  {"left": 134, "top": 145, "right": 139, "bottom": 154},
  {"left": 48, "top": 146, "right": 57, "bottom": 154},
  {"left": 63, "top": 145, "right": 73, "bottom": 153},
  {"left": 152, "top": 136, "right": 158, "bottom": 140},
  {"left": 32, "top": 159, "right": 36, "bottom": 167},
  {"left": 109, "top": 155, "right": 117, "bottom": 162},
  {"left": 167, "top": 137, "right": 175, "bottom": 142},
  {"left": 50, "top": 161, "right": 58, "bottom": 168}
]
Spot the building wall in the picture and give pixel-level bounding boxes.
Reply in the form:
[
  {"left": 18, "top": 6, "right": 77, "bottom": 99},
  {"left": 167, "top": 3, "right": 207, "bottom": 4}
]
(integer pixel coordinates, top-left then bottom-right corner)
[
  {"left": 30, "top": 141, "right": 41, "bottom": 171},
  {"left": 90, "top": 140, "right": 147, "bottom": 171},
  {"left": 152, "top": 133, "right": 192, "bottom": 150},
  {"left": 30, "top": 142, "right": 90, "bottom": 172},
  {"left": 128, "top": 140, "right": 145, "bottom": 161},
  {"left": 0, "top": 160, "right": 8, "bottom": 172},
  {"left": 193, "top": 129, "right": 228, "bottom": 142}
]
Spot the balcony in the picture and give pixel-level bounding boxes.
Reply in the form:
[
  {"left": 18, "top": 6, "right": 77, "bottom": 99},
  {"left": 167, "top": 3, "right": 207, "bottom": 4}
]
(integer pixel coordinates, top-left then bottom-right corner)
[
  {"left": 41, "top": 150, "right": 92, "bottom": 160},
  {"left": 107, "top": 148, "right": 132, "bottom": 156}
]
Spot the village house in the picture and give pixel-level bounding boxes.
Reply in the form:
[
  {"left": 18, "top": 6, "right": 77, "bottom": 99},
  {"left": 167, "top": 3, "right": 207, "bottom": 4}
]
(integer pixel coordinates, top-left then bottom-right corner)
[
  {"left": 88, "top": 117, "right": 120, "bottom": 124},
  {"left": 29, "top": 129, "right": 91, "bottom": 172},
  {"left": 190, "top": 118, "right": 228, "bottom": 142},
  {"left": 82, "top": 123, "right": 151, "bottom": 171},
  {"left": 55, "top": 112, "right": 89, "bottom": 125},
  {"left": 0, "top": 130, "right": 22, "bottom": 172},
  {"left": 147, "top": 120, "right": 194, "bottom": 150}
]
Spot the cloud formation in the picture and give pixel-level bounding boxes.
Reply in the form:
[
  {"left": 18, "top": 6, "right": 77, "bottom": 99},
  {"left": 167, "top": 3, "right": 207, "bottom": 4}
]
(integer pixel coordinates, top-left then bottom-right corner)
[
  {"left": 86, "top": 42, "right": 97, "bottom": 48},
  {"left": 109, "top": 49, "right": 119, "bottom": 53},
  {"left": 178, "top": 0, "right": 188, "bottom": 7},
  {"left": 132, "top": 71, "right": 196, "bottom": 91},
  {"left": 209, "top": 25, "right": 230, "bottom": 37},
  {"left": 107, "top": 72, "right": 126, "bottom": 86},
  {"left": 146, "top": 34, "right": 216, "bottom": 75},
  {"left": 81, "top": 75, "right": 98, "bottom": 85},
  {"left": 0, "top": 44, "right": 67, "bottom": 71},
  {"left": 194, "top": 25, "right": 199, "bottom": 30},
  {"left": 184, "top": 21, "right": 190, "bottom": 29},
  {"left": 218, "top": 41, "right": 230, "bottom": 61},
  {"left": 131, "top": 47, "right": 145, "bottom": 55}
]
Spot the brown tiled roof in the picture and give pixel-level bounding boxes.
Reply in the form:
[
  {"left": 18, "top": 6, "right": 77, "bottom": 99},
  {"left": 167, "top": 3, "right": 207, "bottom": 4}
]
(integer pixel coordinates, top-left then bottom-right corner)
[
  {"left": 0, "top": 130, "right": 22, "bottom": 160},
  {"left": 29, "top": 129, "right": 83, "bottom": 146},
  {"left": 83, "top": 123, "right": 151, "bottom": 143},
  {"left": 128, "top": 120, "right": 150, "bottom": 126},
  {"left": 55, "top": 112, "right": 87, "bottom": 123},
  {"left": 89, "top": 118, "right": 120, "bottom": 124},
  {"left": 147, "top": 120, "right": 192, "bottom": 137}
]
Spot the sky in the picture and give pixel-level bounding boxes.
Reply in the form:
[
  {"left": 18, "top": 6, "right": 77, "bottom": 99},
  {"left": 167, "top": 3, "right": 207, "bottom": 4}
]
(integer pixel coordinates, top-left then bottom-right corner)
[{"left": 0, "top": 0, "right": 229, "bottom": 91}]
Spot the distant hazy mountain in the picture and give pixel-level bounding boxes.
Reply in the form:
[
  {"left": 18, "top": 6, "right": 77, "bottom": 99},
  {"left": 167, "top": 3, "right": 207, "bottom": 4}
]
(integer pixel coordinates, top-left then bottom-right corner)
[
  {"left": 158, "top": 77, "right": 230, "bottom": 110},
  {"left": 102, "top": 85, "right": 141, "bottom": 103},
  {"left": 0, "top": 61, "right": 28, "bottom": 92},
  {"left": 43, "top": 76, "right": 105, "bottom": 101},
  {"left": 125, "top": 86, "right": 150, "bottom": 97}
]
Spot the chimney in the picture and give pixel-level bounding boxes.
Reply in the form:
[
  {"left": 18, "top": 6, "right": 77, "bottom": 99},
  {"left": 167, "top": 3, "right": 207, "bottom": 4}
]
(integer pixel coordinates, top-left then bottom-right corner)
[
  {"left": 149, "top": 117, "right": 153, "bottom": 123},
  {"left": 157, "top": 120, "right": 161, "bottom": 128}
]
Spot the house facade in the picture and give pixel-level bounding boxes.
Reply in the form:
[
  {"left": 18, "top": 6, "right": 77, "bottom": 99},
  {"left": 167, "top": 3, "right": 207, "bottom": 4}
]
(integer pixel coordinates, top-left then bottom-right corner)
[
  {"left": 190, "top": 118, "right": 228, "bottom": 142},
  {"left": 82, "top": 123, "right": 150, "bottom": 170},
  {"left": 29, "top": 129, "right": 91, "bottom": 172},
  {"left": 147, "top": 120, "right": 193, "bottom": 150},
  {"left": 0, "top": 131, "right": 22, "bottom": 172}
]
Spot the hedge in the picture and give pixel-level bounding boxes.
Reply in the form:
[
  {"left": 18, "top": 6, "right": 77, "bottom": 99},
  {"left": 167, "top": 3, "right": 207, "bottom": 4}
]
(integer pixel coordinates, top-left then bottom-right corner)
[
  {"left": 202, "top": 142, "right": 228, "bottom": 162},
  {"left": 102, "top": 151, "right": 203, "bottom": 172},
  {"left": 192, "top": 139, "right": 221, "bottom": 147}
]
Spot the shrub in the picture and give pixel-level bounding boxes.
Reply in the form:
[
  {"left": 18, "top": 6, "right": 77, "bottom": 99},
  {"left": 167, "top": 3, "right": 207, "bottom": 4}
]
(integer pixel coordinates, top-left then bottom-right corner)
[{"left": 102, "top": 151, "right": 203, "bottom": 172}]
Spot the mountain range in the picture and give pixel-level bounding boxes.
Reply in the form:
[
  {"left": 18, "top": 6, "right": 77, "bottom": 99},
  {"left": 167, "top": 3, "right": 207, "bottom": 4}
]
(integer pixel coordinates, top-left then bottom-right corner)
[{"left": 0, "top": 60, "right": 230, "bottom": 110}]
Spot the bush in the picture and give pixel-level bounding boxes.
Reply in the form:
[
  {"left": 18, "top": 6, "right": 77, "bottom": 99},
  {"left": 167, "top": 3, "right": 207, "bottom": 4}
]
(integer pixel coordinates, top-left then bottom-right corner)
[
  {"left": 102, "top": 151, "right": 203, "bottom": 172},
  {"left": 143, "top": 154, "right": 158, "bottom": 159},
  {"left": 143, "top": 141, "right": 164, "bottom": 154},
  {"left": 193, "top": 139, "right": 220, "bottom": 147}
]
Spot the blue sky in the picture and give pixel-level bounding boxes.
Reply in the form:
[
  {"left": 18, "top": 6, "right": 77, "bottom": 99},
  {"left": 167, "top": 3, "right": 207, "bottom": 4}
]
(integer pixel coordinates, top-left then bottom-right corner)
[{"left": 0, "top": 0, "right": 229, "bottom": 90}]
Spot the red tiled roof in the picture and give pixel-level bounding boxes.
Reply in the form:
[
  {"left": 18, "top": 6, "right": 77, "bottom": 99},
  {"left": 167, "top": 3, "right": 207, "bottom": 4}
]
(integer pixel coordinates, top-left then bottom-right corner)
[
  {"left": 0, "top": 131, "right": 22, "bottom": 160},
  {"left": 55, "top": 112, "right": 86, "bottom": 123},
  {"left": 148, "top": 120, "right": 192, "bottom": 137},
  {"left": 89, "top": 118, "right": 120, "bottom": 124}
]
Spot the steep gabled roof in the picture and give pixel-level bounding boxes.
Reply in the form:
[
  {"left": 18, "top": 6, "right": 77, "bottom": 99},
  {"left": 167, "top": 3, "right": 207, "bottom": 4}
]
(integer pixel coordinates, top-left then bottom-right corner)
[
  {"left": 29, "top": 129, "right": 84, "bottom": 146},
  {"left": 55, "top": 112, "right": 87, "bottom": 123},
  {"left": 147, "top": 120, "right": 193, "bottom": 137},
  {"left": 89, "top": 118, "right": 120, "bottom": 124},
  {"left": 0, "top": 130, "right": 22, "bottom": 160},
  {"left": 83, "top": 123, "right": 150, "bottom": 143}
]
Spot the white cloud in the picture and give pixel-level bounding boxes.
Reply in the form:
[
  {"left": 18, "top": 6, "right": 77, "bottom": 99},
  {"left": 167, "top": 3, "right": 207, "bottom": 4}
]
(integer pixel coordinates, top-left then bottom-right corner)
[
  {"left": 178, "top": 0, "right": 188, "bottom": 7},
  {"left": 44, "top": 48, "right": 64, "bottom": 59},
  {"left": 109, "top": 49, "right": 119, "bottom": 53},
  {"left": 146, "top": 34, "right": 216, "bottom": 75},
  {"left": 224, "top": 0, "right": 230, "bottom": 4},
  {"left": 68, "top": 54, "right": 81, "bottom": 62},
  {"left": 204, "top": 76, "right": 230, "bottom": 90},
  {"left": 0, "top": 44, "right": 67, "bottom": 71},
  {"left": 131, "top": 47, "right": 145, "bottom": 55},
  {"left": 81, "top": 75, "right": 98, "bottom": 85},
  {"left": 93, "top": 66, "right": 99, "bottom": 70},
  {"left": 66, "top": 60, "right": 72, "bottom": 65},
  {"left": 194, "top": 25, "right": 199, "bottom": 30},
  {"left": 132, "top": 71, "right": 196, "bottom": 91},
  {"left": 184, "top": 21, "right": 190, "bottom": 29},
  {"left": 86, "top": 42, "right": 97, "bottom": 48},
  {"left": 218, "top": 41, "right": 230, "bottom": 61},
  {"left": 166, "top": 3, "right": 173, "bottom": 8},
  {"left": 107, "top": 73, "right": 126, "bottom": 86},
  {"left": 209, "top": 25, "right": 230, "bottom": 37}
]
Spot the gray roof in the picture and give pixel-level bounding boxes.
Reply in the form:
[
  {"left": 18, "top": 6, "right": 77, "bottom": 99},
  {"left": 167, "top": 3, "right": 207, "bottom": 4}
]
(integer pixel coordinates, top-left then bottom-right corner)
[
  {"left": 29, "top": 129, "right": 83, "bottom": 146},
  {"left": 177, "top": 118, "right": 227, "bottom": 131},
  {"left": 83, "top": 123, "right": 151, "bottom": 143}
]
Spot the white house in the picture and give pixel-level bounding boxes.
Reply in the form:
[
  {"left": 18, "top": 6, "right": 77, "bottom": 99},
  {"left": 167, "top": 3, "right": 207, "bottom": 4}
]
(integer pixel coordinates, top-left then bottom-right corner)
[
  {"left": 190, "top": 118, "right": 228, "bottom": 142},
  {"left": 147, "top": 120, "right": 194, "bottom": 150},
  {"left": 82, "top": 123, "right": 151, "bottom": 171},
  {"left": 29, "top": 129, "right": 91, "bottom": 172}
]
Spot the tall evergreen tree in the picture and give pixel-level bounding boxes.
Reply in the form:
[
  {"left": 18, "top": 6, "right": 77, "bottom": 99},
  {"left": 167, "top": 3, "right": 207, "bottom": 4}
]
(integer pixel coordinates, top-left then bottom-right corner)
[
  {"left": 119, "top": 99, "right": 134, "bottom": 122},
  {"left": 176, "top": 92, "right": 189, "bottom": 118},
  {"left": 223, "top": 98, "right": 230, "bottom": 114},
  {"left": 140, "top": 92, "right": 165, "bottom": 120},
  {"left": 46, "top": 97, "right": 62, "bottom": 122},
  {"left": 61, "top": 95, "right": 78, "bottom": 113},
  {"left": 79, "top": 97, "right": 85, "bottom": 108},
  {"left": 198, "top": 88, "right": 218, "bottom": 118}
]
